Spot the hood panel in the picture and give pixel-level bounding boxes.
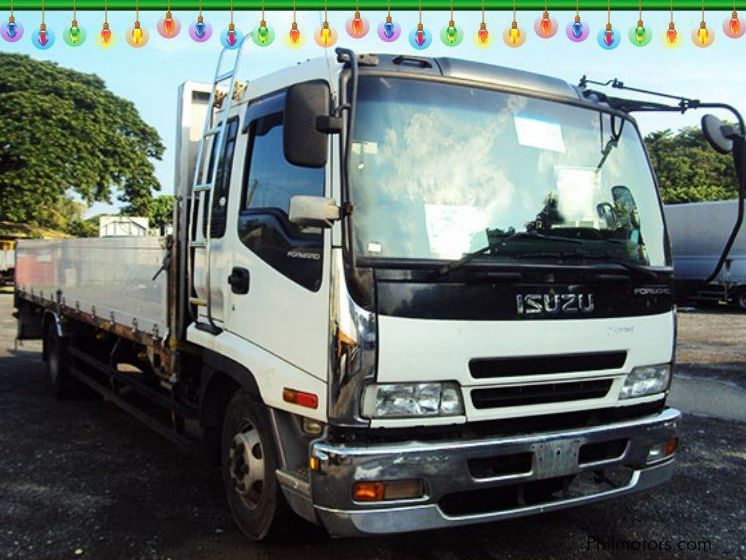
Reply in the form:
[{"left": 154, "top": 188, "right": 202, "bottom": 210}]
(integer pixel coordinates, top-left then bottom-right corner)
[{"left": 376, "top": 311, "right": 674, "bottom": 422}]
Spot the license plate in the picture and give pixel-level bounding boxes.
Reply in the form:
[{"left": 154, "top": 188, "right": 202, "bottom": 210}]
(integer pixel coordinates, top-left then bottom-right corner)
[{"left": 532, "top": 439, "right": 582, "bottom": 478}]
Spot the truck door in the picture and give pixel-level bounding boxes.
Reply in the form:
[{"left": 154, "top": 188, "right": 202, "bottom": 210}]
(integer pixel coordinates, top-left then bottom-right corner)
[
  {"left": 224, "top": 92, "right": 330, "bottom": 380},
  {"left": 191, "top": 116, "right": 240, "bottom": 326}
]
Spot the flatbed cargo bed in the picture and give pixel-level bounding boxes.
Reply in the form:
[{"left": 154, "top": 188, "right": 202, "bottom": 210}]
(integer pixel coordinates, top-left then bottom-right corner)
[{"left": 15, "top": 237, "right": 169, "bottom": 340}]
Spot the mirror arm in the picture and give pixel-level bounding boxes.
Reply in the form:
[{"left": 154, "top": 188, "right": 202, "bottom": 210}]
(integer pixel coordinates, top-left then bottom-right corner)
[
  {"left": 703, "top": 135, "right": 746, "bottom": 285},
  {"left": 336, "top": 47, "right": 359, "bottom": 266}
]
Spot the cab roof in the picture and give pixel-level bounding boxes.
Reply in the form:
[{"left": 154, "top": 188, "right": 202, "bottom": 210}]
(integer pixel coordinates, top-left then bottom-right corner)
[
  {"left": 238, "top": 53, "right": 582, "bottom": 106},
  {"left": 352, "top": 54, "right": 581, "bottom": 101}
]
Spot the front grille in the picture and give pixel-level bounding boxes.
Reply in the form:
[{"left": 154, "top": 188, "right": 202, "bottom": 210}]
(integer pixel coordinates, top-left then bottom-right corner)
[
  {"left": 469, "top": 351, "right": 627, "bottom": 379},
  {"left": 471, "top": 379, "right": 613, "bottom": 409}
]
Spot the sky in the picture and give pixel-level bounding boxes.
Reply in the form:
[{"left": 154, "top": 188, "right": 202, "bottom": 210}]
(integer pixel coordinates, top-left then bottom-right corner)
[{"left": 1, "top": 7, "right": 745, "bottom": 216}]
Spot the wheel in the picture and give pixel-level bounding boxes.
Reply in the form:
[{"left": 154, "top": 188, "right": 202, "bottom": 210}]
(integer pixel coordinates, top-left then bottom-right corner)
[
  {"left": 44, "top": 324, "right": 78, "bottom": 398},
  {"left": 221, "top": 390, "right": 291, "bottom": 541}
]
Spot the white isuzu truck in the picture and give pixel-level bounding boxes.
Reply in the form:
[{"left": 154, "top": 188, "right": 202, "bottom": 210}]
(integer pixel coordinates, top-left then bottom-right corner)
[{"left": 13, "top": 48, "right": 746, "bottom": 540}]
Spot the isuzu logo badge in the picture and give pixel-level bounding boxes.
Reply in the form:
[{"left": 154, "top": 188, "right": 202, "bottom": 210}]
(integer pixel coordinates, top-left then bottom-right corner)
[{"left": 516, "top": 293, "right": 594, "bottom": 315}]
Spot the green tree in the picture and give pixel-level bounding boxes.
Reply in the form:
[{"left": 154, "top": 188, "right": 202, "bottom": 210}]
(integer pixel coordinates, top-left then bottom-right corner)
[
  {"left": 145, "top": 194, "right": 174, "bottom": 235},
  {"left": 0, "top": 53, "right": 164, "bottom": 225},
  {"left": 645, "top": 127, "right": 738, "bottom": 204}
]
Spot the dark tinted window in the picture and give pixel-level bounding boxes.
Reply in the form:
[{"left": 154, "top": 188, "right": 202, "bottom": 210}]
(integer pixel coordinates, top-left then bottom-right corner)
[
  {"left": 239, "top": 113, "right": 325, "bottom": 290},
  {"left": 203, "top": 117, "right": 239, "bottom": 238}
]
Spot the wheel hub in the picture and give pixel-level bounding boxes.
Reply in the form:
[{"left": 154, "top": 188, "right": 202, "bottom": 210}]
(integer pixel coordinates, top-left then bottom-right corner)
[{"left": 228, "top": 425, "right": 265, "bottom": 507}]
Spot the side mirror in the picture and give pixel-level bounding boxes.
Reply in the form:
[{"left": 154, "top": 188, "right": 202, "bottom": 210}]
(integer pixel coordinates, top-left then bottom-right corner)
[
  {"left": 289, "top": 195, "right": 341, "bottom": 228},
  {"left": 283, "top": 81, "right": 333, "bottom": 168},
  {"left": 702, "top": 114, "right": 735, "bottom": 155}
]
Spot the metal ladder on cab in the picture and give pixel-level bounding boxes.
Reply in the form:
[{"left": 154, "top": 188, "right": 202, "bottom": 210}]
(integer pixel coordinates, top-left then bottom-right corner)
[{"left": 187, "top": 43, "right": 246, "bottom": 334}]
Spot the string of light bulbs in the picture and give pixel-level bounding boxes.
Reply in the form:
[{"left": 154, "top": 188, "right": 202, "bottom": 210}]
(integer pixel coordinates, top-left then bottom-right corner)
[{"left": 4, "top": 1, "right": 746, "bottom": 51}]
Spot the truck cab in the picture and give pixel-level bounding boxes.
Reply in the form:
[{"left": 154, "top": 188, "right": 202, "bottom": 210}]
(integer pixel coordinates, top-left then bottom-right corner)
[{"left": 180, "top": 52, "right": 679, "bottom": 537}]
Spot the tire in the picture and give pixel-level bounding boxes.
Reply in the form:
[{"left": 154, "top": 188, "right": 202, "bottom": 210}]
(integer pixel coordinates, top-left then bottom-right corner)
[
  {"left": 221, "top": 390, "right": 291, "bottom": 541},
  {"left": 44, "top": 324, "right": 78, "bottom": 398}
]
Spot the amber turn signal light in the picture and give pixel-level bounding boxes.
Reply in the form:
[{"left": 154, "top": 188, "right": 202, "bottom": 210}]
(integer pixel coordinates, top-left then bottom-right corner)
[
  {"left": 665, "top": 436, "right": 678, "bottom": 456},
  {"left": 353, "top": 479, "right": 425, "bottom": 502},
  {"left": 283, "top": 388, "right": 318, "bottom": 409}
]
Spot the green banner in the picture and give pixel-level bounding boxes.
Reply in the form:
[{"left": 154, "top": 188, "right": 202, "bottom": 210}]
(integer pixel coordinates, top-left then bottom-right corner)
[{"left": 6, "top": 0, "right": 740, "bottom": 9}]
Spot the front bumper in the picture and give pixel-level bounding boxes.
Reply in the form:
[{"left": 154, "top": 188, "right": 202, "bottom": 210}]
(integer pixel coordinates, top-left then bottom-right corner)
[{"left": 303, "top": 407, "right": 680, "bottom": 537}]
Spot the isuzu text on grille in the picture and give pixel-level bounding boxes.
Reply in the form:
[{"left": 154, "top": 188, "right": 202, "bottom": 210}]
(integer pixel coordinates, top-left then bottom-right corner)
[{"left": 516, "top": 293, "right": 595, "bottom": 315}]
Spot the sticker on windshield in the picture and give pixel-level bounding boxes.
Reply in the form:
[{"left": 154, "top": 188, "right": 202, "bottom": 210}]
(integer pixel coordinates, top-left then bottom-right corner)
[
  {"left": 425, "top": 204, "right": 488, "bottom": 260},
  {"left": 514, "top": 116, "right": 565, "bottom": 153},
  {"left": 555, "top": 166, "right": 602, "bottom": 224}
]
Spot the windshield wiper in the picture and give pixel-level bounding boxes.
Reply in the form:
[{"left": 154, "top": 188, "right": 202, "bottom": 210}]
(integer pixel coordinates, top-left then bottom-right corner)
[
  {"left": 504, "top": 231, "right": 583, "bottom": 244},
  {"left": 435, "top": 245, "right": 493, "bottom": 277},
  {"left": 433, "top": 233, "right": 583, "bottom": 277}
]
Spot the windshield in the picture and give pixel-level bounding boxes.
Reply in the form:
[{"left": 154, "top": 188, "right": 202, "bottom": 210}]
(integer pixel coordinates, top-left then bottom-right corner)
[{"left": 349, "top": 76, "right": 667, "bottom": 267}]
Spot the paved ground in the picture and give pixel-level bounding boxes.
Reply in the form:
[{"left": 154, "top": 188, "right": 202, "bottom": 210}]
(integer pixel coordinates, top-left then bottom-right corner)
[{"left": 0, "top": 293, "right": 744, "bottom": 560}]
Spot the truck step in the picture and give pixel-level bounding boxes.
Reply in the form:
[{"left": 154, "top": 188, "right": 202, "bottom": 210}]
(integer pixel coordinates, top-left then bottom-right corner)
[
  {"left": 192, "top": 183, "right": 213, "bottom": 193},
  {"left": 189, "top": 241, "right": 207, "bottom": 249},
  {"left": 189, "top": 297, "right": 207, "bottom": 306}
]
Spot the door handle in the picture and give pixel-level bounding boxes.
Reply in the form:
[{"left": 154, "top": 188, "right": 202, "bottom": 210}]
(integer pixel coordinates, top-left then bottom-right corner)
[{"left": 228, "top": 267, "right": 250, "bottom": 294}]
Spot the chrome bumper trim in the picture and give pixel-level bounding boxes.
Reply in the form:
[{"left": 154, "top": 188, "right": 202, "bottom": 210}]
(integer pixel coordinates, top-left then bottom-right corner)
[
  {"left": 307, "top": 408, "right": 680, "bottom": 537},
  {"left": 315, "top": 461, "right": 674, "bottom": 537}
]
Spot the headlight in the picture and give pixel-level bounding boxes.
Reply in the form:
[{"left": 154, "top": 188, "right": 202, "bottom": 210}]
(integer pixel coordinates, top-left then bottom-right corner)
[
  {"left": 361, "top": 382, "right": 464, "bottom": 419},
  {"left": 619, "top": 364, "right": 671, "bottom": 399}
]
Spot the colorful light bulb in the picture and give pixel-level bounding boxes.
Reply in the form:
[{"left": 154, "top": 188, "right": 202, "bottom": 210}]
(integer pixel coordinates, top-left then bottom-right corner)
[
  {"left": 446, "top": 21, "right": 457, "bottom": 42},
  {"left": 503, "top": 20, "right": 526, "bottom": 47},
  {"left": 346, "top": 10, "right": 370, "bottom": 38},
  {"left": 416, "top": 23, "right": 425, "bottom": 44},
  {"left": 126, "top": 20, "right": 149, "bottom": 47},
  {"left": 96, "top": 20, "right": 117, "bottom": 48},
  {"left": 534, "top": 10, "right": 557, "bottom": 38},
  {"left": 100, "top": 22, "right": 111, "bottom": 43},
  {"left": 220, "top": 22, "right": 243, "bottom": 49},
  {"left": 383, "top": 17, "right": 395, "bottom": 37},
  {"left": 475, "top": 21, "right": 490, "bottom": 46},
  {"left": 377, "top": 15, "right": 401, "bottom": 42},
  {"left": 32, "top": 22, "right": 55, "bottom": 49},
  {"left": 258, "top": 21, "right": 269, "bottom": 41},
  {"left": 629, "top": 19, "right": 652, "bottom": 46},
  {"left": 63, "top": 19, "right": 86, "bottom": 46},
  {"left": 157, "top": 9, "right": 181, "bottom": 38},
  {"left": 566, "top": 15, "right": 588, "bottom": 42},
  {"left": 188, "top": 15, "right": 212, "bottom": 42},
  {"left": 408, "top": 22, "right": 432, "bottom": 49},
  {"left": 314, "top": 20, "right": 337, "bottom": 47},
  {"left": 440, "top": 19, "right": 463, "bottom": 46},
  {"left": 692, "top": 20, "right": 714, "bottom": 47},
  {"left": 1, "top": 15, "right": 24, "bottom": 42},
  {"left": 288, "top": 22, "right": 301, "bottom": 47},
  {"left": 664, "top": 21, "right": 680, "bottom": 47},
  {"left": 596, "top": 22, "right": 620, "bottom": 49},
  {"left": 723, "top": 10, "right": 744, "bottom": 38},
  {"left": 252, "top": 20, "right": 275, "bottom": 46}
]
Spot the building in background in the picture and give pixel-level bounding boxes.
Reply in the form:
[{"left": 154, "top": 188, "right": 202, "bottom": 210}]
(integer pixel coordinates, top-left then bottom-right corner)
[{"left": 99, "top": 216, "right": 149, "bottom": 237}]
